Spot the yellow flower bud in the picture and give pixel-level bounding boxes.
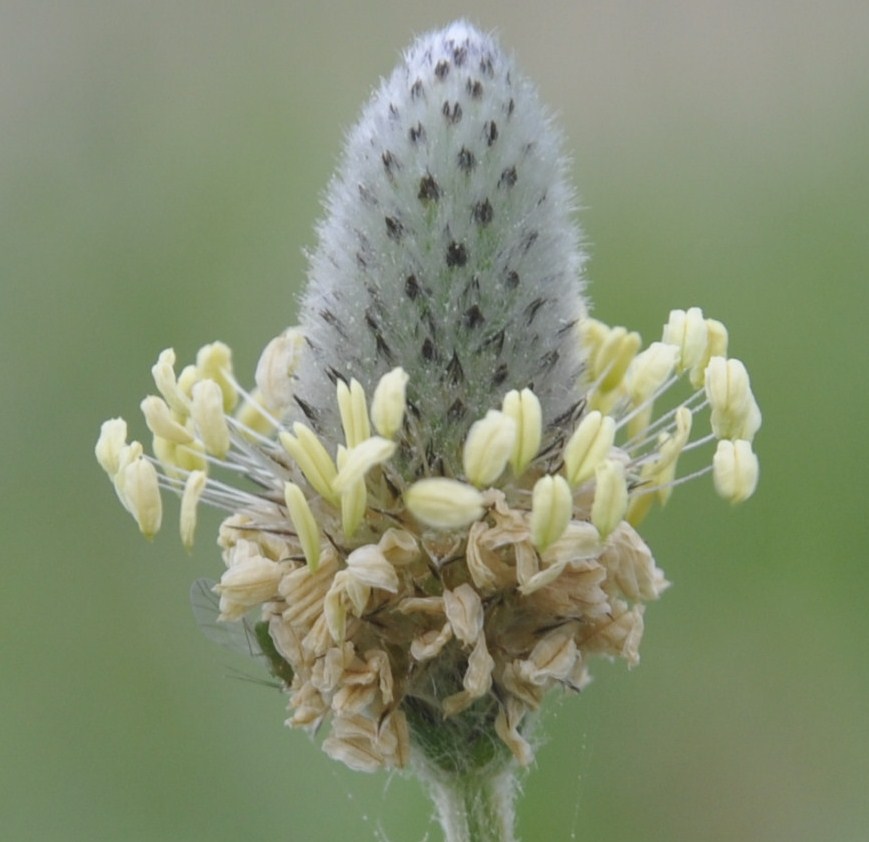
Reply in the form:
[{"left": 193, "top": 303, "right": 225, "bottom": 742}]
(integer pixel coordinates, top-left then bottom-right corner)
[
  {"left": 502, "top": 388, "right": 542, "bottom": 474},
  {"left": 591, "top": 459, "right": 628, "bottom": 539},
  {"left": 530, "top": 474, "right": 573, "bottom": 551},
  {"left": 405, "top": 478, "right": 485, "bottom": 529},
  {"left": 119, "top": 456, "right": 162, "bottom": 539},
  {"left": 336, "top": 378, "right": 370, "bottom": 448},
  {"left": 463, "top": 410, "right": 516, "bottom": 487},
  {"left": 713, "top": 439, "right": 759, "bottom": 503},
  {"left": 191, "top": 379, "right": 231, "bottom": 458},
  {"left": 563, "top": 411, "right": 615, "bottom": 487},
  {"left": 95, "top": 418, "right": 128, "bottom": 476},
  {"left": 662, "top": 307, "right": 707, "bottom": 374},
  {"left": 370, "top": 367, "right": 409, "bottom": 439},
  {"left": 332, "top": 436, "right": 397, "bottom": 493},
  {"left": 279, "top": 423, "right": 340, "bottom": 506},
  {"left": 284, "top": 482, "right": 320, "bottom": 570},
  {"left": 196, "top": 341, "right": 237, "bottom": 412},
  {"left": 705, "top": 357, "right": 761, "bottom": 441},
  {"left": 180, "top": 469, "right": 207, "bottom": 550},
  {"left": 140, "top": 395, "right": 194, "bottom": 444}
]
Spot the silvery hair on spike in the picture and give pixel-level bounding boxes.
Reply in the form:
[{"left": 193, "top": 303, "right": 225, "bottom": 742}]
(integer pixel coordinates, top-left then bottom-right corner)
[{"left": 293, "top": 21, "right": 587, "bottom": 475}]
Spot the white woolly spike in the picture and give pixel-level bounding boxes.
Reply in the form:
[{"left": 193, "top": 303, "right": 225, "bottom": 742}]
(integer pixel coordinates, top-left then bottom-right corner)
[{"left": 293, "top": 21, "right": 588, "bottom": 473}]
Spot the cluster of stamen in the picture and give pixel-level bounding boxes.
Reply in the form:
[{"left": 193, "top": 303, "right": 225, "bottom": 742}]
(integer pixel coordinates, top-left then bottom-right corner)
[{"left": 96, "top": 306, "right": 759, "bottom": 772}]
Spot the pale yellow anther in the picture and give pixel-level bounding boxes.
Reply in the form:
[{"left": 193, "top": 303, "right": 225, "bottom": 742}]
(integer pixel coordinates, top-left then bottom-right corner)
[
  {"left": 112, "top": 440, "right": 143, "bottom": 503},
  {"left": 195, "top": 341, "right": 237, "bottom": 412},
  {"left": 95, "top": 418, "right": 128, "bottom": 476},
  {"left": 662, "top": 307, "right": 708, "bottom": 374},
  {"left": 580, "top": 317, "right": 610, "bottom": 360},
  {"left": 179, "top": 469, "right": 207, "bottom": 550},
  {"left": 336, "top": 378, "right": 371, "bottom": 448},
  {"left": 152, "top": 435, "right": 207, "bottom": 475},
  {"left": 591, "top": 459, "right": 628, "bottom": 539},
  {"left": 332, "top": 436, "right": 397, "bottom": 494},
  {"left": 689, "top": 318, "right": 729, "bottom": 388},
  {"left": 370, "top": 367, "right": 409, "bottom": 439},
  {"left": 563, "top": 411, "right": 615, "bottom": 487},
  {"left": 176, "top": 364, "right": 199, "bottom": 401},
  {"left": 234, "top": 388, "right": 275, "bottom": 436},
  {"left": 705, "top": 357, "right": 762, "bottom": 441},
  {"left": 713, "top": 439, "right": 759, "bottom": 503},
  {"left": 530, "top": 475, "right": 573, "bottom": 551},
  {"left": 279, "top": 423, "right": 340, "bottom": 506},
  {"left": 404, "top": 478, "right": 485, "bottom": 529},
  {"left": 151, "top": 349, "right": 189, "bottom": 415},
  {"left": 655, "top": 406, "right": 693, "bottom": 474},
  {"left": 191, "top": 379, "right": 231, "bottom": 458},
  {"left": 336, "top": 445, "right": 367, "bottom": 538},
  {"left": 462, "top": 409, "right": 516, "bottom": 487},
  {"left": 283, "top": 482, "right": 321, "bottom": 570},
  {"left": 140, "top": 395, "right": 194, "bottom": 444},
  {"left": 254, "top": 327, "right": 305, "bottom": 412},
  {"left": 119, "top": 457, "right": 162, "bottom": 539},
  {"left": 624, "top": 342, "right": 679, "bottom": 406},
  {"left": 593, "top": 326, "right": 641, "bottom": 392},
  {"left": 642, "top": 406, "right": 693, "bottom": 507},
  {"left": 501, "top": 388, "right": 542, "bottom": 474}
]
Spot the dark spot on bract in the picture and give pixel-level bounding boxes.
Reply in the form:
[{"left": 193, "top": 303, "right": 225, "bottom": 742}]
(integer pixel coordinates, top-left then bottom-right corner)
[
  {"left": 452, "top": 45, "right": 467, "bottom": 66},
  {"left": 499, "top": 166, "right": 517, "bottom": 188},
  {"left": 434, "top": 60, "right": 450, "bottom": 80},
  {"left": 447, "top": 398, "right": 466, "bottom": 421},
  {"left": 521, "top": 230, "right": 539, "bottom": 254},
  {"left": 485, "top": 121, "right": 498, "bottom": 146},
  {"left": 507, "top": 98, "right": 515, "bottom": 117},
  {"left": 505, "top": 270, "right": 520, "bottom": 289},
  {"left": 447, "top": 351, "right": 464, "bottom": 384},
  {"left": 422, "top": 337, "right": 437, "bottom": 361},
  {"left": 492, "top": 364, "right": 509, "bottom": 386},
  {"left": 464, "top": 305, "right": 484, "bottom": 329},
  {"left": 480, "top": 55, "right": 494, "bottom": 78},
  {"left": 385, "top": 216, "right": 404, "bottom": 241},
  {"left": 405, "top": 274, "right": 421, "bottom": 300},
  {"left": 552, "top": 398, "right": 586, "bottom": 429},
  {"left": 480, "top": 327, "right": 505, "bottom": 355},
  {"left": 467, "top": 79, "right": 484, "bottom": 98},
  {"left": 540, "top": 349, "right": 559, "bottom": 372},
  {"left": 442, "top": 101, "right": 462, "bottom": 124},
  {"left": 409, "top": 122, "right": 426, "bottom": 144},
  {"left": 375, "top": 332, "right": 394, "bottom": 363},
  {"left": 294, "top": 395, "right": 319, "bottom": 423},
  {"left": 418, "top": 174, "right": 441, "bottom": 203},
  {"left": 388, "top": 103, "right": 399, "bottom": 119},
  {"left": 411, "top": 79, "right": 424, "bottom": 99},
  {"left": 382, "top": 150, "right": 398, "bottom": 174},
  {"left": 473, "top": 199, "right": 493, "bottom": 226},
  {"left": 458, "top": 147, "right": 476, "bottom": 172},
  {"left": 446, "top": 241, "right": 468, "bottom": 268},
  {"left": 524, "top": 297, "right": 546, "bottom": 325}
]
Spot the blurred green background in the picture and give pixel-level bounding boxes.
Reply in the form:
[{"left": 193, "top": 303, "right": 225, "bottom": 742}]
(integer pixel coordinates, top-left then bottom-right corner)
[{"left": 2, "top": 2, "right": 867, "bottom": 840}]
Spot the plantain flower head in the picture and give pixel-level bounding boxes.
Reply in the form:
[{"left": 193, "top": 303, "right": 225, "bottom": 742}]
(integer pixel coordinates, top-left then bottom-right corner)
[{"left": 95, "top": 22, "right": 760, "bottom": 779}]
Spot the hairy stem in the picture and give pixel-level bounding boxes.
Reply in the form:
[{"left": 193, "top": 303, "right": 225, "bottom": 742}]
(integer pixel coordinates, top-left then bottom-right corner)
[{"left": 423, "top": 765, "right": 519, "bottom": 842}]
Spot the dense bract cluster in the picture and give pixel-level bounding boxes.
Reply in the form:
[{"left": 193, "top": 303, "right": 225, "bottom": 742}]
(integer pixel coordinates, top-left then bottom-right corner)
[{"left": 95, "top": 21, "right": 760, "bottom": 776}]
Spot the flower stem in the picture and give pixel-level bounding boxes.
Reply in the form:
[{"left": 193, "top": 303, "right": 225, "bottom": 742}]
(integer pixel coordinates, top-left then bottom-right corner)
[{"left": 424, "top": 766, "right": 518, "bottom": 842}]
